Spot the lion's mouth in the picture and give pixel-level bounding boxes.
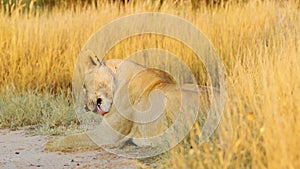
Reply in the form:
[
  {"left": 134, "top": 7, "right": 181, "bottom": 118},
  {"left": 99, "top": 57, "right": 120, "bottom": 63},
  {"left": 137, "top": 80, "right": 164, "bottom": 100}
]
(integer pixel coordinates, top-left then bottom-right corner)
[
  {"left": 85, "top": 98, "right": 108, "bottom": 116},
  {"left": 95, "top": 98, "right": 108, "bottom": 116},
  {"left": 96, "top": 103, "right": 107, "bottom": 116}
]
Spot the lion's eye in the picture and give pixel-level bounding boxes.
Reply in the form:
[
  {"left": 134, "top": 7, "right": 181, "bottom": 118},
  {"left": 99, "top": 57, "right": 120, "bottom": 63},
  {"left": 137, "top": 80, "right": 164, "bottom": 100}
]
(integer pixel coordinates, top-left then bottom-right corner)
[
  {"left": 83, "top": 84, "right": 87, "bottom": 94},
  {"left": 98, "top": 83, "right": 104, "bottom": 88}
]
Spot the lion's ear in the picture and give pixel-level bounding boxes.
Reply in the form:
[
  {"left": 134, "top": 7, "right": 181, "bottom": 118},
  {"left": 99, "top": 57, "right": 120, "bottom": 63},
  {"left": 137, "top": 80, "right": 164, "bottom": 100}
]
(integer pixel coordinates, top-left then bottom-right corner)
[
  {"left": 81, "top": 50, "right": 100, "bottom": 69},
  {"left": 104, "top": 59, "right": 123, "bottom": 74}
]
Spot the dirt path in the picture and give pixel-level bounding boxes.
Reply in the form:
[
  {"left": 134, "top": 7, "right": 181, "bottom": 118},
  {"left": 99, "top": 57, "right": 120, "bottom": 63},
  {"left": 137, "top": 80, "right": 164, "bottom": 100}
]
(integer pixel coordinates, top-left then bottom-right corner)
[{"left": 0, "top": 129, "right": 137, "bottom": 169}]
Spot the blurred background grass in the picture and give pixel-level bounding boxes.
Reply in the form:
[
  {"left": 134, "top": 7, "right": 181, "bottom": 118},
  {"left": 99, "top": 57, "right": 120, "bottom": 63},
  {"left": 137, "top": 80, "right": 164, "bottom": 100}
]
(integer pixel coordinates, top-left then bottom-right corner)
[{"left": 0, "top": 0, "right": 299, "bottom": 168}]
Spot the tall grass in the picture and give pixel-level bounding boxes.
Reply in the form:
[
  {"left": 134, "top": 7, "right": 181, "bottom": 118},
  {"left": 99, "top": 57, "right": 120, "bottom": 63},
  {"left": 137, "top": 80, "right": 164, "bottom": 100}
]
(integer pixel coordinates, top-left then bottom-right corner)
[{"left": 0, "top": 0, "right": 299, "bottom": 168}]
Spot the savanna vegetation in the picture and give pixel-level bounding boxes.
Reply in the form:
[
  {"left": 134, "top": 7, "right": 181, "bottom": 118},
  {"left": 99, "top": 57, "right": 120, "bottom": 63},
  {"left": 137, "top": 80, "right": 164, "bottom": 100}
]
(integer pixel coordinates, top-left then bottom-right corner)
[{"left": 0, "top": 0, "right": 299, "bottom": 168}]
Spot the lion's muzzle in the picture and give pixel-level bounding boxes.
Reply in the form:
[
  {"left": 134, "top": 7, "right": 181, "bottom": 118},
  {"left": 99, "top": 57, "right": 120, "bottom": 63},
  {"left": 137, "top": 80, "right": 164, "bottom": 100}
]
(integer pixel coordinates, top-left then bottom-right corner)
[
  {"left": 84, "top": 98, "right": 108, "bottom": 116},
  {"left": 95, "top": 98, "right": 109, "bottom": 116}
]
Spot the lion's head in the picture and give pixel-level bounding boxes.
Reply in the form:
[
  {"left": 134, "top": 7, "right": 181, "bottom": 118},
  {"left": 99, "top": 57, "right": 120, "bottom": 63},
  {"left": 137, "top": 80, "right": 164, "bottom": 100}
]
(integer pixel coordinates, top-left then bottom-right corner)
[{"left": 82, "top": 54, "right": 119, "bottom": 116}]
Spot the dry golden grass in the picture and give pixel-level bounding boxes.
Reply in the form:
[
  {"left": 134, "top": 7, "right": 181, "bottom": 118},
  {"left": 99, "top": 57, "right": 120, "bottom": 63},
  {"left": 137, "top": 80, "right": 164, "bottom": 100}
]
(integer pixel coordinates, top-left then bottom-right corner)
[{"left": 0, "top": 0, "right": 299, "bottom": 168}]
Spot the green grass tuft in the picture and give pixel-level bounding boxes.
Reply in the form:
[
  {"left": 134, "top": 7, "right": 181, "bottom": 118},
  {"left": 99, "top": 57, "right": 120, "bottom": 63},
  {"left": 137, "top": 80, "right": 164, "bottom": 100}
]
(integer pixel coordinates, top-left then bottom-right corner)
[{"left": 0, "top": 88, "right": 80, "bottom": 134}]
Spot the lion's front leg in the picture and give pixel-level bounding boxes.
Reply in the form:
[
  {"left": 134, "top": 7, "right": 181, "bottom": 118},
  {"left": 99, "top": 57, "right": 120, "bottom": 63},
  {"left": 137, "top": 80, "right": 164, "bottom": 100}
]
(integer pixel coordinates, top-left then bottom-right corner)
[{"left": 44, "top": 133, "right": 100, "bottom": 152}]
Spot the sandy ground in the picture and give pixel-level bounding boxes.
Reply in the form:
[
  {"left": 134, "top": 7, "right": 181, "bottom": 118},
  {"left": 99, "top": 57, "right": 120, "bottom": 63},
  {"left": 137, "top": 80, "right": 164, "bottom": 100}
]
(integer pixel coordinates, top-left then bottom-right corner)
[{"left": 0, "top": 129, "right": 137, "bottom": 169}]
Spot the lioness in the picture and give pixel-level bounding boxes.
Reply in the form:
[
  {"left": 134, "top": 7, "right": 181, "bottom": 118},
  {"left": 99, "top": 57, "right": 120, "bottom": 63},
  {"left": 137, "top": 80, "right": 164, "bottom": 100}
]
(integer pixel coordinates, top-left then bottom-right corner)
[{"left": 46, "top": 55, "right": 214, "bottom": 155}]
